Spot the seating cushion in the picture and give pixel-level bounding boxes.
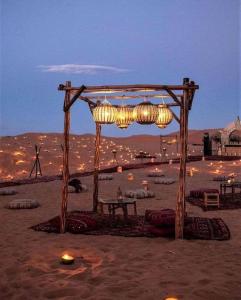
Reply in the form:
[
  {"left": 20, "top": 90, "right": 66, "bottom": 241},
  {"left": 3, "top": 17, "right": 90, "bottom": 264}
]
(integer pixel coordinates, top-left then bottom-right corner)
[
  {"left": 154, "top": 178, "right": 175, "bottom": 184},
  {"left": 145, "top": 209, "right": 175, "bottom": 226},
  {"left": 125, "top": 189, "right": 155, "bottom": 199},
  {"left": 0, "top": 189, "right": 17, "bottom": 196},
  {"left": 67, "top": 214, "right": 97, "bottom": 233},
  {"left": 99, "top": 174, "right": 113, "bottom": 180},
  {"left": 144, "top": 224, "right": 175, "bottom": 237},
  {"left": 213, "top": 176, "right": 227, "bottom": 182},
  {"left": 147, "top": 171, "right": 164, "bottom": 177},
  {"left": 6, "top": 199, "right": 40, "bottom": 209},
  {"left": 190, "top": 189, "right": 219, "bottom": 199}
]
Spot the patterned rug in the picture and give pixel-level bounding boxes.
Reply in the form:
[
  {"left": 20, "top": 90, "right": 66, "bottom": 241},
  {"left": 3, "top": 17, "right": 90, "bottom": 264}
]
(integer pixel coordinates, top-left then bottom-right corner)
[
  {"left": 187, "top": 195, "right": 241, "bottom": 211},
  {"left": 31, "top": 211, "right": 230, "bottom": 240}
]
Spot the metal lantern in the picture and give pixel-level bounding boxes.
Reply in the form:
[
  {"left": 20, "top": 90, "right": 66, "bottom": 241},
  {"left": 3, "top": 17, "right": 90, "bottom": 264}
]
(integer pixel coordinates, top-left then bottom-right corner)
[
  {"left": 115, "top": 106, "right": 133, "bottom": 129},
  {"left": 155, "top": 104, "right": 173, "bottom": 128},
  {"left": 93, "top": 99, "right": 117, "bottom": 124},
  {"left": 133, "top": 101, "right": 158, "bottom": 125}
]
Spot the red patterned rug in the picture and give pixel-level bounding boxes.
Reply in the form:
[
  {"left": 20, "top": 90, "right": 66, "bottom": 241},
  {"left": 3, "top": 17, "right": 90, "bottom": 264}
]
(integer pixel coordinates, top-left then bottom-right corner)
[
  {"left": 31, "top": 211, "right": 230, "bottom": 240},
  {"left": 187, "top": 196, "right": 241, "bottom": 211}
]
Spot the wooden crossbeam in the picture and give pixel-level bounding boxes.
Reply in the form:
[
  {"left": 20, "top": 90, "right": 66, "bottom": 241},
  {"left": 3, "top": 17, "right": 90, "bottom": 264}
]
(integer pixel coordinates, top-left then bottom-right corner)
[
  {"left": 59, "top": 83, "right": 199, "bottom": 93},
  {"left": 63, "top": 85, "right": 86, "bottom": 112}
]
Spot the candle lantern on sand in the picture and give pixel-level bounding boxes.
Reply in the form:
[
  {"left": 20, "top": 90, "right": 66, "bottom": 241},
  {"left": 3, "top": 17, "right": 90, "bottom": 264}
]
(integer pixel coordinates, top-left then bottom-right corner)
[
  {"left": 127, "top": 173, "right": 134, "bottom": 181},
  {"left": 61, "top": 254, "right": 75, "bottom": 265},
  {"left": 142, "top": 180, "right": 149, "bottom": 191}
]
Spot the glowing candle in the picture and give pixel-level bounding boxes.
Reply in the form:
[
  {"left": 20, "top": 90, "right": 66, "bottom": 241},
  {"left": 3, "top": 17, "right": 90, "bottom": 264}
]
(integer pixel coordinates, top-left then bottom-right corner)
[{"left": 61, "top": 254, "right": 75, "bottom": 265}]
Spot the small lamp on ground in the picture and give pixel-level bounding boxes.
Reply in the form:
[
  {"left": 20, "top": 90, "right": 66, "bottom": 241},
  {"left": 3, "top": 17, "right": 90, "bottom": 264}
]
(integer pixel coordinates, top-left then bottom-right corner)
[
  {"left": 127, "top": 173, "right": 134, "bottom": 181},
  {"left": 142, "top": 180, "right": 149, "bottom": 191},
  {"left": 61, "top": 254, "right": 75, "bottom": 265}
]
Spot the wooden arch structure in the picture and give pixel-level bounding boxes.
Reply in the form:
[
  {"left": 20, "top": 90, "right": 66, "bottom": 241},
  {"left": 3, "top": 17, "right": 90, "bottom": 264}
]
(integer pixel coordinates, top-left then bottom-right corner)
[{"left": 58, "top": 78, "right": 199, "bottom": 239}]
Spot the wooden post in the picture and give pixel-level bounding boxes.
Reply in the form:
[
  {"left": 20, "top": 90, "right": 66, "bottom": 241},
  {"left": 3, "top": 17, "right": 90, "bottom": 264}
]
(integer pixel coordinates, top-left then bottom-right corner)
[
  {"left": 175, "top": 78, "right": 189, "bottom": 239},
  {"left": 93, "top": 123, "right": 101, "bottom": 212},
  {"left": 60, "top": 81, "right": 71, "bottom": 233}
]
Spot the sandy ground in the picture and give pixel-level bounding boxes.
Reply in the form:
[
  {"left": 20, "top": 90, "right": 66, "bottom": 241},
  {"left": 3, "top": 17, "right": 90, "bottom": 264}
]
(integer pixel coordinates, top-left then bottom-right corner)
[{"left": 0, "top": 160, "right": 241, "bottom": 300}]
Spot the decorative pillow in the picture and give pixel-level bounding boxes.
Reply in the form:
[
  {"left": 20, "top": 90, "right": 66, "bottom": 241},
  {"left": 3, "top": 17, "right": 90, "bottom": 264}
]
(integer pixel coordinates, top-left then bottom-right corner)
[
  {"left": 147, "top": 171, "right": 164, "bottom": 177},
  {"left": 145, "top": 209, "right": 175, "bottom": 226},
  {"left": 144, "top": 224, "right": 175, "bottom": 237},
  {"left": 0, "top": 189, "right": 17, "bottom": 196},
  {"left": 68, "top": 184, "right": 88, "bottom": 193},
  {"left": 125, "top": 189, "right": 155, "bottom": 199},
  {"left": 190, "top": 189, "right": 219, "bottom": 199},
  {"left": 99, "top": 174, "right": 113, "bottom": 180},
  {"left": 154, "top": 178, "right": 175, "bottom": 184},
  {"left": 66, "top": 214, "right": 97, "bottom": 233},
  {"left": 6, "top": 199, "right": 40, "bottom": 209}
]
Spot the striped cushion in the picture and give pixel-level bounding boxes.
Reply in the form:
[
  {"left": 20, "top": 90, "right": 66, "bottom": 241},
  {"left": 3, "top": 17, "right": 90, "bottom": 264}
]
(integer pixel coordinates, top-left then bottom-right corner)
[
  {"left": 6, "top": 199, "right": 40, "bottom": 209},
  {"left": 125, "top": 189, "right": 155, "bottom": 199},
  {"left": 154, "top": 178, "right": 175, "bottom": 184},
  {"left": 0, "top": 189, "right": 17, "bottom": 196},
  {"left": 99, "top": 174, "right": 113, "bottom": 180},
  {"left": 145, "top": 209, "right": 175, "bottom": 226}
]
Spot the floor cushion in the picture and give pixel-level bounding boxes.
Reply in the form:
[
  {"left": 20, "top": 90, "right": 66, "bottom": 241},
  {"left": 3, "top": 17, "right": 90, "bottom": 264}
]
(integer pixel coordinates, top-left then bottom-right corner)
[
  {"left": 144, "top": 224, "right": 175, "bottom": 237},
  {"left": 145, "top": 209, "right": 175, "bottom": 226},
  {"left": 66, "top": 214, "right": 97, "bottom": 233},
  {"left": 99, "top": 174, "right": 113, "bottom": 180},
  {"left": 154, "top": 178, "right": 175, "bottom": 184},
  {"left": 125, "top": 189, "right": 155, "bottom": 199},
  {"left": 190, "top": 189, "right": 219, "bottom": 199},
  {"left": 6, "top": 199, "right": 40, "bottom": 209},
  {"left": 0, "top": 189, "right": 17, "bottom": 196},
  {"left": 147, "top": 171, "right": 164, "bottom": 177},
  {"left": 68, "top": 184, "right": 88, "bottom": 193}
]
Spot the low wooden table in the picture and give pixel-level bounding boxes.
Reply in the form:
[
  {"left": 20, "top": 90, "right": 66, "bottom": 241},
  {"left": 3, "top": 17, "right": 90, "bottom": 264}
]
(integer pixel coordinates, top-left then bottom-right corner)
[
  {"left": 98, "top": 198, "right": 137, "bottom": 221},
  {"left": 220, "top": 182, "right": 241, "bottom": 200}
]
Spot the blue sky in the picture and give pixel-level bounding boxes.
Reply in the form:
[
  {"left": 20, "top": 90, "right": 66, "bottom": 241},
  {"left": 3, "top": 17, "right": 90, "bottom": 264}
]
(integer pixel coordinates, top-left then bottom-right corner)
[{"left": 1, "top": 0, "right": 240, "bottom": 137}]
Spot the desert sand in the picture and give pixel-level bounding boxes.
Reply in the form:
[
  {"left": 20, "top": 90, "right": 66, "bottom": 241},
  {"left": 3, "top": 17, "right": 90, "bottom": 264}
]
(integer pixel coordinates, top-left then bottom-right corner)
[{"left": 1, "top": 159, "right": 241, "bottom": 300}]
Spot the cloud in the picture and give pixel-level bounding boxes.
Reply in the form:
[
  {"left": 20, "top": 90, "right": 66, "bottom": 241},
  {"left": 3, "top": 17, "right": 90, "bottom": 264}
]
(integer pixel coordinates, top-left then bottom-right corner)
[{"left": 37, "top": 64, "right": 130, "bottom": 74}]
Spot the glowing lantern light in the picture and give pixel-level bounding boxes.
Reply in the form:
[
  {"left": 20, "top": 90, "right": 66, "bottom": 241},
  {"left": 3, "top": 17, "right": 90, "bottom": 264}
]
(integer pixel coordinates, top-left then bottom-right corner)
[
  {"left": 133, "top": 100, "right": 158, "bottom": 125},
  {"left": 115, "top": 106, "right": 133, "bottom": 129},
  {"left": 155, "top": 104, "right": 173, "bottom": 129},
  {"left": 127, "top": 173, "right": 134, "bottom": 181},
  {"left": 61, "top": 254, "right": 75, "bottom": 265},
  {"left": 93, "top": 99, "right": 117, "bottom": 124}
]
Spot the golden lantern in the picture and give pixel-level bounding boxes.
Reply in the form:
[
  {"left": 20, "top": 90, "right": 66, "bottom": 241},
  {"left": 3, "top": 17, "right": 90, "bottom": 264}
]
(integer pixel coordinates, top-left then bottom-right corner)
[
  {"left": 127, "top": 173, "right": 134, "bottom": 181},
  {"left": 133, "top": 100, "right": 158, "bottom": 125},
  {"left": 115, "top": 106, "right": 133, "bottom": 129},
  {"left": 93, "top": 99, "right": 117, "bottom": 124},
  {"left": 155, "top": 104, "right": 173, "bottom": 128}
]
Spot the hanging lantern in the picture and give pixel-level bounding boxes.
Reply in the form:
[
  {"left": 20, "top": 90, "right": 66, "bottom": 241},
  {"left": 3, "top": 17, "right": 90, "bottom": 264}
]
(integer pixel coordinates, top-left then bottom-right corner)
[
  {"left": 115, "top": 106, "right": 133, "bottom": 129},
  {"left": 155, "top": 104, "right": 173, "bottom": 128},
  {"left": 93, "top": 99, "right": 117, "bottom": 124},
  {"left": 133, "top": 100, "right": 158, "bottom": 125}
]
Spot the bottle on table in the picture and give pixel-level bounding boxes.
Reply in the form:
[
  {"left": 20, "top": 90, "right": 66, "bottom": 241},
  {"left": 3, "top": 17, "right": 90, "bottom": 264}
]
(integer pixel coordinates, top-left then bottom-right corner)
[{"left": 117, "top": 186, "right": 123, "bottom": 203}]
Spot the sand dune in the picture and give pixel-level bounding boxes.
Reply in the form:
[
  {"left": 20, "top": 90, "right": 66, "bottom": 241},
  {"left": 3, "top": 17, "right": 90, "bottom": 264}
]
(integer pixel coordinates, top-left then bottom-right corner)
[{"left": 0, "top": 129, "right": 218, "bottom": 182}]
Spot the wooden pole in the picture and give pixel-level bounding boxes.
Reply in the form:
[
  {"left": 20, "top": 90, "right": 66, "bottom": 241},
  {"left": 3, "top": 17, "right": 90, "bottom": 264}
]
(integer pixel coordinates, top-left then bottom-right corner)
[
  {"left": 93, "top": 123, "right": 101, "bottom": 212},
  {"left": 175, "top": 78, "right": 189, "bottom": 239},
  {"left": 60, "top": 81, "right": 71, "bottom": 233}
]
